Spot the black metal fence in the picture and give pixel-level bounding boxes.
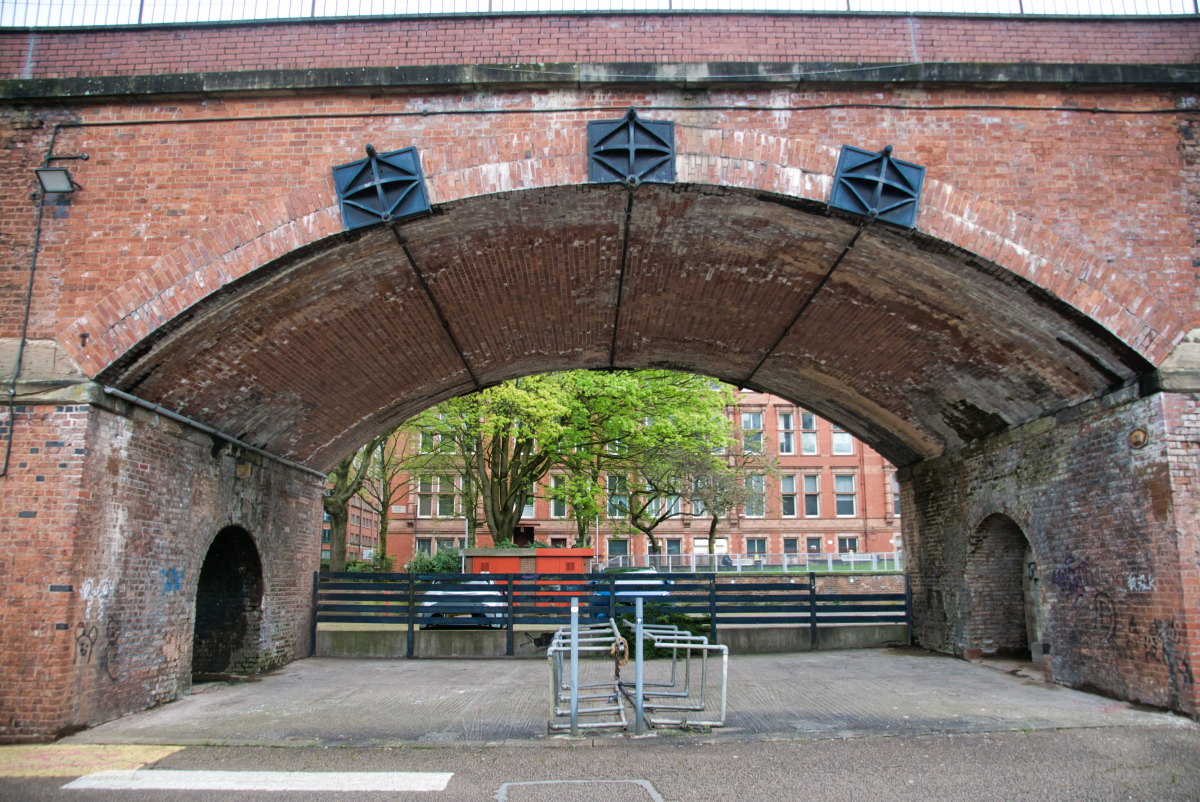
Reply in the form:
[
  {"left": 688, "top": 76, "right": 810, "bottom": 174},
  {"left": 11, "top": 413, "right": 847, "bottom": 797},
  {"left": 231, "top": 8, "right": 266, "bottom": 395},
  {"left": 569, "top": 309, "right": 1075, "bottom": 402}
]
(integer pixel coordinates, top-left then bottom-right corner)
[{"left": 311, "top": 570, "right": 911, "bottom": 657}]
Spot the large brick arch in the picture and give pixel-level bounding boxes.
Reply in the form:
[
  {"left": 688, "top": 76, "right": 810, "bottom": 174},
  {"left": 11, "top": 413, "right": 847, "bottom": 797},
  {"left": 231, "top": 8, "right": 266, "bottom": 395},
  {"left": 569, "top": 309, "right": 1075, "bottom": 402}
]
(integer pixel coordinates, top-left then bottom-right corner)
[{"left": 62, "top": 128, "right": 1181, "bottom": 471}]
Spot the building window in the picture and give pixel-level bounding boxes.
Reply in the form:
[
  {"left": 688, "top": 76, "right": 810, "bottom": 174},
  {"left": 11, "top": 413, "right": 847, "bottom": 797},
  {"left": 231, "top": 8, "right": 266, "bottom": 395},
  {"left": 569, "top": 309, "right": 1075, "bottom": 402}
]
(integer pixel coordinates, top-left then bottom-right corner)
[
  {"left": 522, "top": 491, "right": 536, "bottom": 519},
  {"left": 801, "top": 413, "right": 818, "bottom": 454},
  {"left": 780, "top": 475, "right": 797, "bottom": 517},
  {"left": 416, "top": 538, "right": 431, "bottom": 556},
  {"left": 609, "top": 539, "right": 629, "bottom": 558},
  {"left": 892, "top": 475, "right": 902, "bottom": 516},
  {"left": 666, "top": 539, "right": 682, "bottom": 555},
  {"left": 436, "top": 538, "right": 456, "bottom": 554},
  {"left": 807, "top": 537, "right": 822, "bottom": 554},
  {"left": 803, "top": 475, "right": 820, "bottom": 517},
  {"left": 831, "top": 425, "right": 854, "bottom": 455},
  {"left": 607, "top": 474, "right": 628, "bottom": 518},
  {"left": 838, "top": 536, "right": 859, "bottom": 554},
  {"left": 418, "top": 476, "right": 458, "bottom": 518},
  {"left": 747, "top": 538, "right": 766, "bottom": 555},
  {"left": 551, "top": 538, "right": 567, "bottom": 548},
  {"left": 744, "top": 474, "right": 765, "bottom": 517},
  {"left": 835, "top": 474, "right": 856, "bottom": 517},
  {"left": 778, "top": 412, "right": 794, "bottom": 455},
  {"left": 741, "top": 412, "right": 763, "bottom": 454},
  {"left": 693, "top": 538, "right": 728, "bottom": 554},
  {"left": 321, "top": 549, "right": 330, "bottom": 560},
  {"left": 783, "top": 538, "right": 798, "bottom": 554},
  {"left": 322, "top": 529, "right": 330, "bottom": 543},
  {"left": 323, "top": 511, "right": 330, "bottom": 523},
  {"left": 552, "top": 475, "right": 568, "bottom": 518}
]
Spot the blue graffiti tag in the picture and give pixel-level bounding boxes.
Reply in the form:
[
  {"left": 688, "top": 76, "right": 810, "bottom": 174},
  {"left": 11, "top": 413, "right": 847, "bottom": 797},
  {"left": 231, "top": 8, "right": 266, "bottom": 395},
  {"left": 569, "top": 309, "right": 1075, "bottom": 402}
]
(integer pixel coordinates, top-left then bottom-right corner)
[{"left": 161, "top": 567, "right": 182, "bottom": 594}]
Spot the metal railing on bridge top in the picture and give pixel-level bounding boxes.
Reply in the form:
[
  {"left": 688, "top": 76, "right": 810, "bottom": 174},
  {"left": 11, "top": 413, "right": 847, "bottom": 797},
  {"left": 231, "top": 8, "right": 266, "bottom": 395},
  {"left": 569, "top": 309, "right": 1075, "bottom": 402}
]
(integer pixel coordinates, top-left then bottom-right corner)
[
  {"left": 311, "top": 569, "right": 912, "bottom": 658},
  {"left": 606, "top": 550, "right": 904, "bottom": 573},
  {"left": 2, "top": 0, "right": 1196, "bottom": 28}
]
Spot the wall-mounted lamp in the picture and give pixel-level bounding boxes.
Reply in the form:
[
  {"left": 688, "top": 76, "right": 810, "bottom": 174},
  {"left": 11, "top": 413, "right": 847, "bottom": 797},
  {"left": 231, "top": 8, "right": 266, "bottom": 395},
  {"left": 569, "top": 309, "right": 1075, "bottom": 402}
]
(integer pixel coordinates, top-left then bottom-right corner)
[
  {"left": 35, "top": 154, "right": 88, "bottom": 194},
  {"left": 35, "top": 167, "right": 78, "bottom": 194}
]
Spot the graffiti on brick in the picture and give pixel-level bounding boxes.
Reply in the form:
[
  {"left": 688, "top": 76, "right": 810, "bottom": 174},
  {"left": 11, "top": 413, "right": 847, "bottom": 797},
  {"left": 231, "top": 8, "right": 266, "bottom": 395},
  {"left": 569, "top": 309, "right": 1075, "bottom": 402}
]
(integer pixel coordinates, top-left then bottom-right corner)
[
  {"left": 1049, "top": 555, "right": 1090, "bottom": 598},
  {"left": 1151, "top": 618, "right": 1194, "bottom": 694},
  {"left": 73, "top": 623, "right": 98, "bottom": 664},
  {"left": 161, "top": 567, "right": 182, "bottom": 594},
  {"left": 79, "top": 577, "right": 113, "bottom": 619},
  {"left": 99, "top": 616, "right": 120, "bottom": 682},
  {"left": 1093, "top": 591, "right": 1116, "bottom": 644},
  {"left": 1126, "top": 573, "right": 1156, "bottom": 592}
]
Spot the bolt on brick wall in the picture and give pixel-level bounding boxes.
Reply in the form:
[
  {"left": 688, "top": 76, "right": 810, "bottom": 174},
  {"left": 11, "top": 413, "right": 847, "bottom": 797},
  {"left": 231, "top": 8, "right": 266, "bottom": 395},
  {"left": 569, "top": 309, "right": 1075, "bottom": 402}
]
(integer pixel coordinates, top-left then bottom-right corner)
[
  {"left": 903, "top": 388, "right": 1198, "bottom": 715},
  {"left": 0, "top": 399, "right": 323, "bottom": 743}
]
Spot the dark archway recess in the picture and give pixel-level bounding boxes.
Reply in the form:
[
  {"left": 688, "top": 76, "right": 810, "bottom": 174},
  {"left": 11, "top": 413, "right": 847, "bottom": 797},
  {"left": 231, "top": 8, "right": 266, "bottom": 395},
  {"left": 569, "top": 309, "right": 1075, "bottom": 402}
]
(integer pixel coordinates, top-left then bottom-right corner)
[
  {"left": 964, "top": 513, "right": 1032, "bottom": 659},
  {"left": 192, "top": 526, "right": 264, "bottom": 677}
]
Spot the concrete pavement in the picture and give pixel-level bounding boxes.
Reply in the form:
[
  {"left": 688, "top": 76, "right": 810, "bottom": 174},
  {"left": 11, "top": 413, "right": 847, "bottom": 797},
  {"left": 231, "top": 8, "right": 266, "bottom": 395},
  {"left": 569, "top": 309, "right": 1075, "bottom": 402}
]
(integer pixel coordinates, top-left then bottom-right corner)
[
  {"left": 62, "top": 648, "right": 1191, "bottom": 747},
  {"left": 2, "top": 648, "right": 1197, "bottom": 800}
]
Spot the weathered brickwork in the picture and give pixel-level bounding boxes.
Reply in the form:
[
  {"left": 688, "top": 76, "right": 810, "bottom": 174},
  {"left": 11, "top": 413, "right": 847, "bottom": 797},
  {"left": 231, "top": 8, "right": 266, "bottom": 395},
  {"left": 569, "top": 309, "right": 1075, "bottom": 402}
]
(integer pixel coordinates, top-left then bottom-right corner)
[
  {"left": 1, "top": 16, "right": 1195, "bottom": 79},
  {"left": 903, "top": 389, "right": 1198, "bottom": 715},
  {"left": 0, "top": 400, "right": 323, "bottom": 743},
  {"left": 0, "top": 16, "right": 1197, "bottom": 736}
]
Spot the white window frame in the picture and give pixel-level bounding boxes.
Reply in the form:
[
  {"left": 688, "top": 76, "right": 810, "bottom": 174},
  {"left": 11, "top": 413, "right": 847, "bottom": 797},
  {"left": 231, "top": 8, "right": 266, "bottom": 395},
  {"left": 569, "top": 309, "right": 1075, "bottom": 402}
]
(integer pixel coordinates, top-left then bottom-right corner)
[
  {"left": 831, "top": 425, "right": 854, "bottom": 455},
  {"left": 744, "top": 474, "right": 765, "bottom": 518},
  {"left": 742, "top": 411, "right": 763, "bottom": 454},
  {"left": 800, "top": 413, "right": 818, "bottom": 455},
  {"left": 778, "top": 412, "right": 794, "bottom": 455},
  {"left": 607, "top": 474, "right": 628, "bottom": 519},
  {"left": 834, "top": 474, "right": 857, "bottom": 517},
  {"left": 780, "top": 475, "right": 797, "bottom": 518},
  {"left": 803, "top": 474, "right": 820, "bottom": 518},
  {"left": 551, "top": 475, "right": 569, "bottom": 519}
]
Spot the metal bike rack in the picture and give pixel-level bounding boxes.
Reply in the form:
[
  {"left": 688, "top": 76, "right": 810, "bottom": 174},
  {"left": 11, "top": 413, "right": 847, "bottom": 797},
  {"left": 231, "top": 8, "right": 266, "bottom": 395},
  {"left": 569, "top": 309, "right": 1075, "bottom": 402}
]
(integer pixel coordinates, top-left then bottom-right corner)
[{"left": 547, "top": 596, "right": 728, "bottom": 735}]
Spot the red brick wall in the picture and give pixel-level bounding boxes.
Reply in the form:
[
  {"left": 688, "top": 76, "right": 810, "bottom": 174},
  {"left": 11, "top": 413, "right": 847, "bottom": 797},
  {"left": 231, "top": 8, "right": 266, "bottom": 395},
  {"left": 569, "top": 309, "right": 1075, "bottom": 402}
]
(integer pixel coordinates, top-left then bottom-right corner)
[
  {"left": 905, "top": 389, "right": 1198, "bottom": 715},
  {"left": 1, "top": 16, "right": 1196, "bottom": 79},
  {"left": 0, "top": 399, "right": 323, "bottom": 742}
]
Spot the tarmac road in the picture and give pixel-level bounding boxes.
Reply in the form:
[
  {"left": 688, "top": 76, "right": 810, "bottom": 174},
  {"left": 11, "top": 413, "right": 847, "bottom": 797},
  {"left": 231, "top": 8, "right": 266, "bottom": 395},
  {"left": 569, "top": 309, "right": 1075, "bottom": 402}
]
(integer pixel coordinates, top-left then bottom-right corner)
[{"left": 2, "top": 727, "right": 1199, "bottom": 801}]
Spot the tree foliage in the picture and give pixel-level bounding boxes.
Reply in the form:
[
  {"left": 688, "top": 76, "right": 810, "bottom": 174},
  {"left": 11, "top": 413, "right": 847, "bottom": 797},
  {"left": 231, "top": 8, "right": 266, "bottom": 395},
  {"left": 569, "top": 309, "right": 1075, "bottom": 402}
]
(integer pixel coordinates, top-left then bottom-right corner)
[
  {"left": 323, "top": 433, "right": 387, "bottom": 572},
  {"left": 409, "top": 370, "right": 735, "bottom": 547}
]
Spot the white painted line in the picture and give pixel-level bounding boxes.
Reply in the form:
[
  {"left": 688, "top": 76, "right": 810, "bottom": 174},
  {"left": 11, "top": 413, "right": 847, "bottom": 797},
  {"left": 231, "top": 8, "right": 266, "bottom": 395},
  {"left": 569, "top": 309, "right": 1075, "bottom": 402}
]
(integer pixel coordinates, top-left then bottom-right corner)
[{"left": 63, "top": 769, "right": 453, "bottom": 792}]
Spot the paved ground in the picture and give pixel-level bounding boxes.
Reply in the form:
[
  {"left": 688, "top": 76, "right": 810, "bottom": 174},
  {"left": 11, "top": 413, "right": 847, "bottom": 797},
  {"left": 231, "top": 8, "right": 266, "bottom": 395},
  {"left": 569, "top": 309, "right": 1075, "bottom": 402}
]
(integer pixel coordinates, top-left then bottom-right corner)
[
  {"left": 62, "top": 648, "right": 1188, "bottom": 746},
  {"left": 2, "top": 648, "right": 1197, "bottom": 800}
]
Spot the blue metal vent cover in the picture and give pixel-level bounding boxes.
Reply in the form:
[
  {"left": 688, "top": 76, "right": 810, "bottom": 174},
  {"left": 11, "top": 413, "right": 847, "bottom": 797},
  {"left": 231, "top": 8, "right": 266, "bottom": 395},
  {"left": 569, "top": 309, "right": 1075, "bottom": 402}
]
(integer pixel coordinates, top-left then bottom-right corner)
[
  {"left": 829, "top": 145, "right": 925, "bottom": 229},
  {"left": 333, "top": 144, "right": 430, "bottom": 231},
  {"left": 588, "top": 108, "right": 675, "bottom": 187}
]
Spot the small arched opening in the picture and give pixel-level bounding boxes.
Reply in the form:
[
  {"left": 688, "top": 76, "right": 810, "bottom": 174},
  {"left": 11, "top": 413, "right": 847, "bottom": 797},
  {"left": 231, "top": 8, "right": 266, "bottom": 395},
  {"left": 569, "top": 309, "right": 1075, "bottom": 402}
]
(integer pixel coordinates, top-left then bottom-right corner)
[
  {"left": 191, "top": 525, "right": 264, "bottom": 678},
  {"left": 964, "top": 513, "right": 1041, "bottom": 660}
]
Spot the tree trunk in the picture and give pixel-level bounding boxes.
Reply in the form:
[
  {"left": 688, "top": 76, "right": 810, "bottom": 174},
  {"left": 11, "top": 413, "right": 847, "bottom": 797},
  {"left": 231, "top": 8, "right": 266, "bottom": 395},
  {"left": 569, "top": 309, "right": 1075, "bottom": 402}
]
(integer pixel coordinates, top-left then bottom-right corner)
[
  {"left": 327, "top": 505, "right": 350, "bottom": 572},
  {"left": 708, "top": 514, "right": 720, "bottom": 553}
]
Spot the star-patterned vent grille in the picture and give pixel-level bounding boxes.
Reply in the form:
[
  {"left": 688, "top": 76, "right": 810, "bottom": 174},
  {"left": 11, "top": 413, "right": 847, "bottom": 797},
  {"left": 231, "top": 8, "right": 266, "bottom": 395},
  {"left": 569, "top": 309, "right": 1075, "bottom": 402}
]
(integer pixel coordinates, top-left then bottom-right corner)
[
  {"left": 333, "top": 145, "right": 430, "bottom": 231},
  {"left": 829, "top": 145, "right": 925, "bottom": 229},
  {"left": 588, "top": 108, "right": 675, "bottom": 187}
]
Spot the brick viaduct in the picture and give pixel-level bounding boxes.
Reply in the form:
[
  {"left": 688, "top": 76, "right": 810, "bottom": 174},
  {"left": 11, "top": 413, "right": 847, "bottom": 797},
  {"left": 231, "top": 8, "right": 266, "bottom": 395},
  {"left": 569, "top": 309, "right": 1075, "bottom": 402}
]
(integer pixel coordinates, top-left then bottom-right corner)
[{"left": 1, "top": 13, "right": 1199, "bottom": 740}]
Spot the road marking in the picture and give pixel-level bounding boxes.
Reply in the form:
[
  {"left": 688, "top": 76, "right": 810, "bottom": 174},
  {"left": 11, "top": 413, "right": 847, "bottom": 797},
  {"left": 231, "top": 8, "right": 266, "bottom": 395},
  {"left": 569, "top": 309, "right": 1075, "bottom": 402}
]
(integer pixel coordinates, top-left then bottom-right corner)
[
  {"left": 0, "top": 745, "right": 184, "bottom": 777},
  {"left": 63, "top": 769, "right": 453, "bottom": 792},
  {"left": 494, "top": 779, "right": 663, "bottom": 801}
]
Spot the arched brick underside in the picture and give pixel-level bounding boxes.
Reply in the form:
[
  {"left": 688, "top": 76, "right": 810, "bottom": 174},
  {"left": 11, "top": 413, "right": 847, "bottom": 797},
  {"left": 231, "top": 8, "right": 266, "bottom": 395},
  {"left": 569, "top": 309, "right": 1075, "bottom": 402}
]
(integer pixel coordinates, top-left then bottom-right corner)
[{"left": 92, "top": 182, "right": 1150, "bottom": 472}]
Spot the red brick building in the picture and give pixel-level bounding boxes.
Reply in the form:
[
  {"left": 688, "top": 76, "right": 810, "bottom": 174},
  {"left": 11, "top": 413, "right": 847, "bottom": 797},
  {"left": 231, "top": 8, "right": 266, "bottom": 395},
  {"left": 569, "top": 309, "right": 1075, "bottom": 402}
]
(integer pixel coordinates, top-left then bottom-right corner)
[
  {"left": 382, "top": 391, "right": 900, "bottom": 569},
  {"left": 320, "top": 492, "right": 381, "bottom": 565}
]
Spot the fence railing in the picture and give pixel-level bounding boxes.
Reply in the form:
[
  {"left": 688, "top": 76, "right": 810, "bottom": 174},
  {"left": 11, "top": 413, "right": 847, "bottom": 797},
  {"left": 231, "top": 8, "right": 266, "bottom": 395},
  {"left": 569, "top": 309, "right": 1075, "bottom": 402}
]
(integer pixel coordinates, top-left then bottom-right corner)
[
  {"left": 311, "top": 569, "right": 911, "bottom": 657},
  {"left": 3, "top": 0, "right": 1197, "bottom": 28},
  {"left": 605, "top": 551, "right": 903, "bottom": 573}
]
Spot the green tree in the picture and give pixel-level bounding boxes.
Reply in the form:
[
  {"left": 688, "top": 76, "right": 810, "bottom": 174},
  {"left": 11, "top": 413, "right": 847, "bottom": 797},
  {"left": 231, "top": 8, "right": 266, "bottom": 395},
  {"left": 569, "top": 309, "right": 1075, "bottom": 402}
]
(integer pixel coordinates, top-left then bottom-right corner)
[{"left": 323, "top": 433, "right": 387, "bottom": 572}]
